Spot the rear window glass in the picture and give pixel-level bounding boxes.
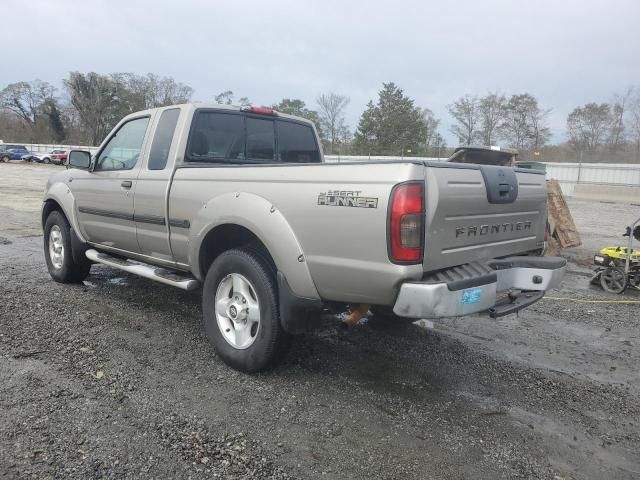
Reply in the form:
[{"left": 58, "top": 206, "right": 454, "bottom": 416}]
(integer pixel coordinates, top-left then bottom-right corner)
[
  {"left": 246, "top": 117, "right": 275, "bottom": 161},
  {"left": 276, "top": 121, "right": 319, "bottom": 163},
  {"left": 187, "top": 112, "right": 245, "bottom": 162},
  {"left": 149, "top": 108, "right": 180, "bottom": 170}
]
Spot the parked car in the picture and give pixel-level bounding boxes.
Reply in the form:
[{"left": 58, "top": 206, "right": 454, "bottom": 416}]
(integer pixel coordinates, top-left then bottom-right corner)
[
  {"left": 0, "top": 146, "right": 31, "bottom": 162},
  {"left": 21, "top": 153, "right": 41, "bottom": 162},
  {"left": 40, "top": 149, "right": 69, "bottom": 165},
  {"left": 42, "top": 103, "right": 565, "bottom": 373},
  {"left": 0, "top": 144, "right": 25, "bottom": 156}
]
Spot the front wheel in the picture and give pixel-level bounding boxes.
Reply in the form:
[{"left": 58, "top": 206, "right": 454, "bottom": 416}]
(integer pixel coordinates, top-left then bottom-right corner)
[
  {"left": 44, "top": 211, "right": 91, "bottom": 283},
  {"left": 202, "top": 248, "right": 290, "bottom": 373},
  {"left": 600, "top": 266, "right": 627, "bottom": 294}
]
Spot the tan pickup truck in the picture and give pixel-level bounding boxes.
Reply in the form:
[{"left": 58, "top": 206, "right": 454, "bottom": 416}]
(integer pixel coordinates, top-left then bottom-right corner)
[{"left": 41, "top": 103, "right": 565, "bottom": 372}]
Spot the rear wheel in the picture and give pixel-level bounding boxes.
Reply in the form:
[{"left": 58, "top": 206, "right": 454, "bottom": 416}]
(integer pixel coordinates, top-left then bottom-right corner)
[
  {"left": 44, "top": 157, "right": 51, "bottom": 164},
  {"left": 202, "top": 248, "right": 290, "bottom": 373},
  {"left": 1, "top": 155, "right": 9, "bottom": 162},
  {"left": 44, "top": 211, "right": 91, "bottom": 283},
  {"left": 600, "top": 266, "right": 627, "bottom": 294}
]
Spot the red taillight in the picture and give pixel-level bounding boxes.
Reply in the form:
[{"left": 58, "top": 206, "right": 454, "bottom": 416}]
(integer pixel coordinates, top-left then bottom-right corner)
[
  {"left": 388, "top": 182, "right": 425, "bottom": 264},
  {"left": 242, "top": 106, "right": 277, "bottom": 116}
]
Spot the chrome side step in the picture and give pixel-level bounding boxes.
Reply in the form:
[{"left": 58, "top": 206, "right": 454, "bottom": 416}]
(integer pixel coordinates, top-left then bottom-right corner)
[{"left": 85, "top": 249, "right": 200, "bottom": 291}]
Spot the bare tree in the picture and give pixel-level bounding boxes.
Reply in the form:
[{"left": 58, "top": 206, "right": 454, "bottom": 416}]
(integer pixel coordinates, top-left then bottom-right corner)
[
  {"left": 214, "top": 90, "right": 249, "bottom": 107},
  {"left": 316, "top": 93, "right": 350, "bottom": 154},
  {"left": 116, "top": 73, "right": 193, "bottom": 109},
  {"left": 528, "top": 106, "right": 552, "bottom": 153},
  {"left": 146, "top": 74, "right": 193, "bottom": 108},
  {"left": 567, "top": 103, "right": 612, "bottom": 155},
  {"left": 478, "top": 92, "right": 506, "bottom": 145},
  {"left": 499, "top": 93, "right": 551, "bottom": 153},
  {"left": 607, "top": 87, "right": 634, "bottom": 154},
  {"left": 629, "top": 90, "right": 640, "bottom": 162},
  {"left": 447, "top": 95, "right": 480, "bottom": 145},
  {"left": 421, "top": 108, "right": 441, "bottom": 150},
  {"left": 0, "top": 79, "right": 56, "bottom": 126},
  {"left": 64, "top": 72, "right": 121, "bottom": 145}
]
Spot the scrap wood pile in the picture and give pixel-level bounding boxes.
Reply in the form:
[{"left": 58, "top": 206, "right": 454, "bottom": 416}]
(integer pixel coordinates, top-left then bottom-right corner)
[{"left": 546, "top": 179, "right": 581, "bottom": 254}]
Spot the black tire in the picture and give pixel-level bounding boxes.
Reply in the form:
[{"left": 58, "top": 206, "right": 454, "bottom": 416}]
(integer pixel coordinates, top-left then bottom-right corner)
[
  {"left": 600, "top": 266, "right": 627, "bottom": 294},
  {"left": 44, "top": 210, "right": 91, "bottom": 283},
  {"left": 1, "top": 155, "right": 9, "bottom": 162},
  {"left": 44, "top": 157, "right": 51, "bottom": 164},
  {"left": 202, "top": 248, "right": 290, "bottom": 373}
]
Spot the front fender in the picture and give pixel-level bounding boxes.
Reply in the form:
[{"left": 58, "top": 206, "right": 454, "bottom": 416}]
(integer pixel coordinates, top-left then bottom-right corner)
[
  {"left": 189, "top": 192, "right": 320, "bottom": 300},
  {"left": 42, "top": 181, "right": 86, "bottom": 242}
]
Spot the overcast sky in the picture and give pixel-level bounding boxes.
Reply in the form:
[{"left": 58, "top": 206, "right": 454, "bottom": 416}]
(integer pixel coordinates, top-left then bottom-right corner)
[{"left": 2, "top": 0, "right": 639, "bottom": 143}]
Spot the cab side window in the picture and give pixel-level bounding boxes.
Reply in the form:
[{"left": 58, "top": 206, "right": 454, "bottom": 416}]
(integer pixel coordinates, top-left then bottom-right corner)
[
  {"left": 186, "top": 112, "right": 245, "bottom": 162},
  {"left": 149, "top": 109, "right": 180, "bottom": 170},
  {"left": 95, "top": 117, "right": 150, "bottom": 171}
]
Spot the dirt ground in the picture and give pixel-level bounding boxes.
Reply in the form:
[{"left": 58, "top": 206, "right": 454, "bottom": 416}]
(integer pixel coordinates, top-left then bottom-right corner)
[{"left": 1, "top": 162, "right": 639, "bottom": 479}]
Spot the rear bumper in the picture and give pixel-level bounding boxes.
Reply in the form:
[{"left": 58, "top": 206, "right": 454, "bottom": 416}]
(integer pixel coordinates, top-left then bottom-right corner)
[{"left": 392, "top": 256, "right": 566, "bottom": 319}]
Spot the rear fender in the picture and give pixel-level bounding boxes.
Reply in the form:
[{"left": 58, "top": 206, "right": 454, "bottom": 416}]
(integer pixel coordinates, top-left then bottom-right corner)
[{"left": 189, "top": 192, "right": 320, "bottom": 300}]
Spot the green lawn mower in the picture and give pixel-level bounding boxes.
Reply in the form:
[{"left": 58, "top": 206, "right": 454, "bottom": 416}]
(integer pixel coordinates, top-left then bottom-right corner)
[{"left": 592, "top": 217, "right": 640, "bottom": 294}]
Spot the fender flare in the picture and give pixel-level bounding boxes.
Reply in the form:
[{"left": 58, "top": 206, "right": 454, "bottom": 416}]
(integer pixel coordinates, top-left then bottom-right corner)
[
  {"left": 42, "top": 182, "right": 86, "bottom": 241},
  {"left": 43, "top": 183, "right": 89, "bottom": 264},
  {"left": 189, "top": 192, "right": 320, "bottom": 300}
]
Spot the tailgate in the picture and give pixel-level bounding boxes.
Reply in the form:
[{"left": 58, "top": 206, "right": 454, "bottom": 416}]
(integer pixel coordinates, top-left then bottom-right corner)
[{"left": 422, "top": 162, "right": 547, "bottom": 272}]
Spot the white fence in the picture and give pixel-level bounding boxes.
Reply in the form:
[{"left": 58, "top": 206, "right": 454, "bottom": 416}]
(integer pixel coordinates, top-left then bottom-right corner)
[
  {"left": 325, "top": 155, "right": 445, "bottom": 163},
  {"left": 327, "top": 156, "right": 640, "bottom": 197},
  {"left": 0, "top": 142, "right": 99, "bottom": 155},
  {"left": 4, "top": 144, "right": 640, "bottom": 197},
  {"left": 543, "top": 162, "right": 640, "bottom": 197}
]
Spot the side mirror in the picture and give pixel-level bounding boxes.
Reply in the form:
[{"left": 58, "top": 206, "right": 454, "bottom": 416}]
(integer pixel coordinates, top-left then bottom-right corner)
[{"left": 67, "top": 150, "right": 91, "bottom": 170}]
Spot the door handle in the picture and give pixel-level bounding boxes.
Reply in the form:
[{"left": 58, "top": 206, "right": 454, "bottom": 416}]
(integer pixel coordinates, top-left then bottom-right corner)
[{"left": 121, "top": 180, "right": 132, "bottom": 189}]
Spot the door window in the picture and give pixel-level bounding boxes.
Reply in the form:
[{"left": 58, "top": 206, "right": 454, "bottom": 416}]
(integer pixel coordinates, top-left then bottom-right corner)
[{"left": 95, "top": 117, "right": 150, "bottom": 171}]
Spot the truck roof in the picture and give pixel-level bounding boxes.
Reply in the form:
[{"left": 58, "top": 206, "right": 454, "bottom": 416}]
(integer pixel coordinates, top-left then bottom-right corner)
[{"left": 138, "top": 103, "right": 315, "bottom": 126}]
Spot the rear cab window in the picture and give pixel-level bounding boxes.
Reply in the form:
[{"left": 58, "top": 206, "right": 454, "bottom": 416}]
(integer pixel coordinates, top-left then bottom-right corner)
[
  {"left": 186, "top": 109, "right": 320, "bottom": 164},
  {"left": 276, "top": 120, "right": 320, "bottom": 163},
  {"left": 246, "top": 117, "right": 275, "bottom": 161}
]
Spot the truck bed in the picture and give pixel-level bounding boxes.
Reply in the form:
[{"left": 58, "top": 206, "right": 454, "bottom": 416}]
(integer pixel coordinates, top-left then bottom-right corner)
[{"left": 167, "top": 161, "right": 547, "bottom": 305}]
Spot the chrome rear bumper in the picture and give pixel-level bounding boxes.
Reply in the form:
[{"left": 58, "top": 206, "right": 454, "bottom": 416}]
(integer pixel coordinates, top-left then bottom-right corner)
[{"left": 393, "top": 256, "right": 566, "bottom": 319}]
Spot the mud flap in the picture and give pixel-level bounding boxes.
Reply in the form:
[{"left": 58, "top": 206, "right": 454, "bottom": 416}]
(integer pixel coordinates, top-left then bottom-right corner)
[{"left": 277, "top": 272, "right": 323, "bottom": 334}]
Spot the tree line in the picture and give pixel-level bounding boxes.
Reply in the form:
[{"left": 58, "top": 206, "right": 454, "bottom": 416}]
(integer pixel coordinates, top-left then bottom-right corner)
[{"left": 1, "top": 72, "right": 639, "bottom": 162}]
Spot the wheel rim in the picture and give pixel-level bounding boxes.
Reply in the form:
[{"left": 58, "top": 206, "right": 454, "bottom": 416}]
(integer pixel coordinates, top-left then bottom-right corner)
[
  {"left": 48, "top": 225, "right": 64, "bottom": 269},
  {"left": 214, "top": 273, "right": 260, "bottom": 349},
  {"left": 601, "top": 267, "right": 626, "bottom": 293}
]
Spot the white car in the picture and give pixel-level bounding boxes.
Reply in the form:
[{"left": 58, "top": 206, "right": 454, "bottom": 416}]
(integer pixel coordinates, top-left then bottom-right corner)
[{"left": 40, "top": 149, "right": 68, "bottom": 165}]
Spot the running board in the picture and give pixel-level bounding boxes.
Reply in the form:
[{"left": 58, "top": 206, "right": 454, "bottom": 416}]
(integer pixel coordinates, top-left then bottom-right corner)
[{"left": 85, "top": 249, "right": 200, "bottom": 291}]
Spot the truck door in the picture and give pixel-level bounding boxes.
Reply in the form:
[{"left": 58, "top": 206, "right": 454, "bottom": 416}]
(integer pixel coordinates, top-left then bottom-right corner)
[
  {"left": 133, "top": 107, "right": 182, "bottom": 262},
  {"left": 72, "top": 115, "right": 151, "bottom": 253}
]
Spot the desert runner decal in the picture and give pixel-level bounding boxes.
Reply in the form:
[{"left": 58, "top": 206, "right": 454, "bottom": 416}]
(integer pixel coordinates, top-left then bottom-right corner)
[{"left": 317, "top": 190, "right": 378, "bottom": 208}]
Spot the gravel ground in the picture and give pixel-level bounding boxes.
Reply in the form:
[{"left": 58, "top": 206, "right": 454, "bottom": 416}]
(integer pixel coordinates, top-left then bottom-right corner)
[{"left": 1, "top": 162, "right": 639, "bottom": 479}]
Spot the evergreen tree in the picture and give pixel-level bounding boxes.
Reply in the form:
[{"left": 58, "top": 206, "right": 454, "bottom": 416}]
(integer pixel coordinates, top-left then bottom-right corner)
[{"left": 353, "top": 83, "right": 430, "bottom": 156}]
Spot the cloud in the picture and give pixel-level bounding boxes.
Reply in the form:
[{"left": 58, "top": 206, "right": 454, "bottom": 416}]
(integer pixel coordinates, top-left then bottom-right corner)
[{"left": 1, "top": 0, "right": 638, "bottom": 143}]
